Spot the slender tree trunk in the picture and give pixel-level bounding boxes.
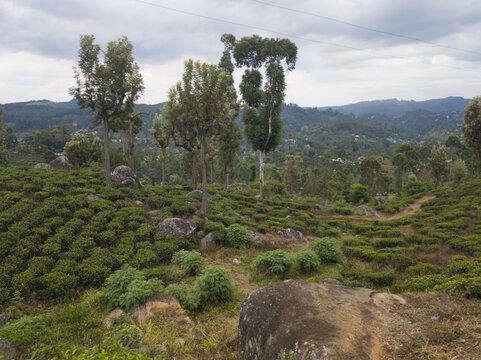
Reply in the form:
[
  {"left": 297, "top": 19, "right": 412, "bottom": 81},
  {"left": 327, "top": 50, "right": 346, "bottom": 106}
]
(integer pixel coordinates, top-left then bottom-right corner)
[
  {"left": 259, "top": 150, "right": 264, "bottom": 198},
  {"left": 103, "top": 119, "right": 111, "bottom": 187},
  {"left": 129, "top": 118, "right": 136, "bottom": 173},
  {"left": 210, "top": 160, "right": 214, "bottom": 184},
  {"left": 224, "top": 163, "right": 229, "bottom": 190},
  {"left": 200, "top": 135, "right": 208, "bottom": 213},
  {"left": 192, "top": 152, "right": 197, "bottom": 190},
  {"left": 122, "top": 132, "right": 127, "bottom": 165},
  {"left": 161, "top": 157, "right": 165, "bottom": 185}
]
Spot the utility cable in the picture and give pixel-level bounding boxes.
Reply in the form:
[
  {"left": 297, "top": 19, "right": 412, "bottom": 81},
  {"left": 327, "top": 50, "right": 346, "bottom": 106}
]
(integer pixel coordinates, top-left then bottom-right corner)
[
  {"left": 132, "top": 0, "right": 481, "bottom": 73},
  {"left": 251, "top": 0, "right": 481, "bottom": 57}
]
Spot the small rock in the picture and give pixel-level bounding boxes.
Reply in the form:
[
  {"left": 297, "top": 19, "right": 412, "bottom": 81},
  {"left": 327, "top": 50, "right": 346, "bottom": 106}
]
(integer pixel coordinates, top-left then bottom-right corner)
[
  {"left": 187, "top": 189, "right": 203, "bottom": 197},
  {"left": 102, "top": 308, "right": 125, "bottom": 328},
  {"left": 233, "top": 258, "right": 241, "bottom": 265},
  {"left": 33, "top": 162, "right": 51, "bottom": 169},
  {"left": 322, "top": 278, "right": 341, "bottom": 285},
  {"left": 200, "top": 232, "right": 214, "bottom": 248},
  {"left": 430, "top": 316, "right": 439, "bottom": 321},
  {"left": 0, "top": 334, "right": 18, "bottom": 359},
  {"left": 357, "top": 205, "right": 382, "bottom": 219},
  {"left": 375, "top": 195, "right": 389, "bottom": 206},
  {"left": 135, "top": 200, "right": 144, "bottom": 206},
  {"left": 147, "top": 209, "right": 163, "bottom": 219},
  {"left": 285, "top": 228, "right": 303, "bottom": 242},
  {"left": 248, "top": 230, "right": 274, "bottom": 248},
  {"left": 139, "top": 345, "right": 150, "bottom": 353},
  {"left": 87, "top": 193, "right": 101, "bottom": 201},
  {"left": 174, "top": 338, "right": 186, "bottom": 346}
]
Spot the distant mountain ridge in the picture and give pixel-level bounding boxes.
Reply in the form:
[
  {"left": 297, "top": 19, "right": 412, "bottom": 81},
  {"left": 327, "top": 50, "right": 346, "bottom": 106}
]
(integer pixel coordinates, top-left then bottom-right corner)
[{"left": 318, "top": 96, "right": 470, "bottom": 117}]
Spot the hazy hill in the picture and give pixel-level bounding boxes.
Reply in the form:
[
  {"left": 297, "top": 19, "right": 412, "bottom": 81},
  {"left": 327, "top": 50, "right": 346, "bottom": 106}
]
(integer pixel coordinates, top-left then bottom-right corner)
[{"left": 318, "top": 96, "right": 470, "bottom": 117}]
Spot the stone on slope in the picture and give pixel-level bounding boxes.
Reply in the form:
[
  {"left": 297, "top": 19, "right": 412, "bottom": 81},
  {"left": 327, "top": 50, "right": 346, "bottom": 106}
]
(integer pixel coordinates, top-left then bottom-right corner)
[
  {"left": 111, "top": 165, "right": 141, "bottom": 188},
  {"left": 33, "top": 163, "right": 51, "bottom": 169},
  {"left": 238, "top": 280, "right": 406, "bottom": 360},
  {"left": 357, "top": 205, "right": 382, "bottom": 219},
  {"left": 156, "top": 218, "right": 196, "bottom": 239},
  {"left": 49, "top": 155, "right": 71, "bottom": 170}
]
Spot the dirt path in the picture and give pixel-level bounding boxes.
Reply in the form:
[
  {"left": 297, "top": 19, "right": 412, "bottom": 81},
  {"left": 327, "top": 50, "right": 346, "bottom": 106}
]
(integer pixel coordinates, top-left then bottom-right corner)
[{"left": 386, "top": 193, "right": 435, "bottom": 219}]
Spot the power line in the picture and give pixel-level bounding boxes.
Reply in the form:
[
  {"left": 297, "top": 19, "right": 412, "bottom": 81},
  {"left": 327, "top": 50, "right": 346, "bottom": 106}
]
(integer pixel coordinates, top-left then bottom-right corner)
[
  {"left": 251, "top": 0, "right": 481, "bottom": 57},
  {"left": 132, "top": 0, "right": 481, "bottom": 74}
]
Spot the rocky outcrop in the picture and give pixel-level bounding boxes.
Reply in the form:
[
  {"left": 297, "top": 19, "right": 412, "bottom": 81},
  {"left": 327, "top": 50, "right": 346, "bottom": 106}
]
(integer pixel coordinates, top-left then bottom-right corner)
[
  {"left": 200, "top": 232, "right": 214, "bottom": 248},
  {"left": 247, "top": 230, "right": 274, "bottom": 248},
  {"left": 238, "top": 280, "right": 407, "bottom": 360},
  {"left": 129, "top": 294, "right": 190, "bottom": 325},
  {"left": 49, "top": 155, "right": 71, "bottom": 170},
  {"left": 0, "top": 335, "right": 17, "bottom": 360},
  {"left": 102, "top": 308, "right": 125, "bottom": 328},
  {"left": 285, "top": 228, "right": 303, "bottom": 242},
  {"left": 33, "top": 162, "right": 51, "bottom": 169},
  {"left": 147, "top": 209, "right": 163, "bottom": 220},
  {"left": 187, "top": 189, "right": 203, "bottom": 197},
  {"left": 375, "top": 195, "right": 389, "bottom": 206},
  {"left": 357, "top": 205, "right": 382, "bottom": 219},
  {"left": 111, "top": 165, "right": 141, "bottom": 188},
  {"left": 156, "top": 218, "right": 196, "bottom": 239}
]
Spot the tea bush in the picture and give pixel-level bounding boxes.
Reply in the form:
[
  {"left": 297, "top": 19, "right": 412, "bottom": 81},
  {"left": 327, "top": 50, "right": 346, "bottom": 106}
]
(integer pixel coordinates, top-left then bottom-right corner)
[
  {"left": 311, "top": 237, "right": 342, "bottom": 264},
  {"left": 172, "top": 250, "right": 206, "bottom": 275},
  {"left": 195, "top": 266, "right": 235, "bottom": 305},
  {"left": 253, "top": 250, "right": 292, "bottom": 274},
  {"left": 165, "top": 282, "right": 200, "bottom": 311},
  {"left": 296, "top": 249, "right": 320, "bottom": 273},
  {"left": 226, "top": 223, "right": 250, "bottom": 249}
]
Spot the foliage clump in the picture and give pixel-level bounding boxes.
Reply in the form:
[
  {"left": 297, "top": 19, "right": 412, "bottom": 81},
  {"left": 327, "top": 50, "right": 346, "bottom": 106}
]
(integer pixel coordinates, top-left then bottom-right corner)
[
  {"left": 172, "top": 250, "right": 206, "bottom": 275},
  {"left": 195, "top": 265, "right": 235, "bottom": 305},
  {"left": 311, "top": 237, "right": 342, "bottom": 264},
  {"left": 254, "top": 249, "right": 292, "bottom": 274},
  {"left": 102, "top": 264, "right": 164, "bottom": 311},
  {"left": 296, "top": 249, "right": 320, "bottom": 273},
  {"left": 226, "top": 223, "right": 250, "bottom": 249}
]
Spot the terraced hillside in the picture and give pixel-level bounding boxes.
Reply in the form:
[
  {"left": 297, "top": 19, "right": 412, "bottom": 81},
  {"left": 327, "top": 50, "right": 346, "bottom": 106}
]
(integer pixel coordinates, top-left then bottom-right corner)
[{"left": 0, "top": 168, "right": 480, "bottom": 359}]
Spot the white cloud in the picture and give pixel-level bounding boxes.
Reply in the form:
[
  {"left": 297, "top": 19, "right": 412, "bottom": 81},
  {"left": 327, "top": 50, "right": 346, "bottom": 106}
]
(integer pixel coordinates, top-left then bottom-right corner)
[{"left": 1, "top": 0, "right": 481, "bottom": 106}]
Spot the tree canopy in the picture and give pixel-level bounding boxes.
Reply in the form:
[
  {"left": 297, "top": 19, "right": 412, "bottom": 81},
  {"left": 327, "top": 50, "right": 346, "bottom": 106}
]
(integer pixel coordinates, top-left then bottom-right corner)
[{"left": 69, "top": 34, "right": 144, "bottom": 186}]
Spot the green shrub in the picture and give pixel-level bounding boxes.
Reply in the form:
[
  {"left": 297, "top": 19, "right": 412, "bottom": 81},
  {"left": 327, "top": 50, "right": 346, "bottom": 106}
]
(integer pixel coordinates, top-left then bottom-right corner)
[
  {"left": 311, "top": 237, "right": 342, "bottom": 264},
  {"left": 102, "top": 264, "right": 146, "bottom": 310},
  {"left": 364, "top": 271, "right": 396, "bottom": 287},
  {"left": 172, "top": 250, "right": 206, "bottom": 275},
  {"left": 436, "top": 275, "right": 481, "bottom": 299},
  {"left": 165, "top": 283, "right": 200, "bottom": 311},
  {"left": 407, "top": 262, "right": 442, "bottom": 275},
  {"left": 226, "top": 224, "right": 249, "bottom": 249},
  {"left": 375, "top": 238, "right": 405, "bottom": 248},
  {"left": 254, "top": 250, "right": 292, "bottom": 275},
  {"left": 131, "top": 248, "right": 159, "bottom": 269},
  {"left": 118, "top": 278, "right": 164, "bottom": 311},
  {"left": 104, "top": 324, "right": 142, "bottom": 348},
  {"left": 167, "top": 201, "right": 196, "bottom": 216},
  {"left": 343, "top": 238, "right": 370, "bottom": 247},
  {"left": 393, "top": 274, "right": 445, "bottom": 292},
  {"left": 195, "top": 266, "right": 234, "bottom": 305},
  {"left": 296, "top": 249, "right": 320, "bottom": 273},
  {"left": 349, "top": 184, "right": 370, "bottom": 204},
  {"left": 0, "top": 315, "right": 48, "bottom": 349}
]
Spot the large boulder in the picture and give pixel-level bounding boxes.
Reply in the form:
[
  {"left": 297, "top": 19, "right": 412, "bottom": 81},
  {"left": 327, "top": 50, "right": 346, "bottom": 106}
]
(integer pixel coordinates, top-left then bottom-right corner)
[
  {"left": 156, "top": 218, "right": 196, "bottom": 239},
  {"left": 375, "top": 195, "right": 389, "bottom": 206},
  {"left": 49, "top": 155, "right": 71, "bottom": 170},
  {"left": 238, "top": 280, "right": 406, "bottom": 360},
  {"left": 285, "top": 228, "right": 303, "bottom": 242},
  {"left": 33, "top": 162, "right": 51, "bottom": 169},
  {"left": 0, "top": 335, "right": 17, "bottom": 360},
  {"left": 111, "top": 165, "right": 141, "bottom": 188}
]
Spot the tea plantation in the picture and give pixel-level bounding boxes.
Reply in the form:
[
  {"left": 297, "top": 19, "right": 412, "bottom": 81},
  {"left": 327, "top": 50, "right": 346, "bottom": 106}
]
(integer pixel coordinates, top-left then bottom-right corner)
[{"left": 0, "top": 167, "right": 480, "bottom": 359}]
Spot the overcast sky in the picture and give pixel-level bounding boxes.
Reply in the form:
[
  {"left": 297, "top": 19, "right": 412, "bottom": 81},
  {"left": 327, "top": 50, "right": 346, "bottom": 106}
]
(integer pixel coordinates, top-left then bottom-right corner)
[{"left": 1, "top": 0, "right": 480, "bottom": 107}]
